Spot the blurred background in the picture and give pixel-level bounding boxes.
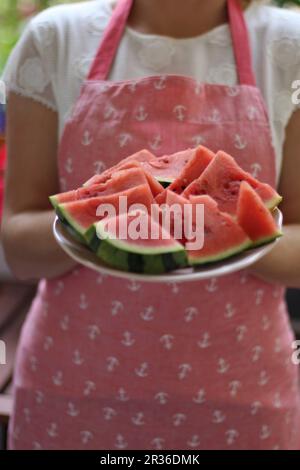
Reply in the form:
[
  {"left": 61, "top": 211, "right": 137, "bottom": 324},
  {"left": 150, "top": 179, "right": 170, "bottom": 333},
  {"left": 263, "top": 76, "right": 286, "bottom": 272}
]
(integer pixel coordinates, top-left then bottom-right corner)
[
  {"left": 0, "top": 0, "right": 299, "bottom": 72},
  {"left": 0, "top": 0, "right": 300, "bottom": 448}
]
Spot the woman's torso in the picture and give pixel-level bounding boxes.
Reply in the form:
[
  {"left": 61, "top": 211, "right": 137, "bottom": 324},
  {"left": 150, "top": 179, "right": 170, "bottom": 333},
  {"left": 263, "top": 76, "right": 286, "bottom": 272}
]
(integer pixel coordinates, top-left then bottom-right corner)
[
  {"left": 5, "top": 0, "right": 300, "bottom": 450},
  {"left": 3, "top": 0, "right": 300, "bottom": 183}
]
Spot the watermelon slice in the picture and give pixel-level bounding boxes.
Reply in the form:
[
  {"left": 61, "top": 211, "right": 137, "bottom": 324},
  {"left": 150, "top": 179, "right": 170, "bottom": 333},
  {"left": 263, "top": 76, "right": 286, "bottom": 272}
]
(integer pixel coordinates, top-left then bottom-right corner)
[
  {"left": 83, "top": 161, "right": 141, "bottom": 187},
  {"left": 237, "top": 181, "right": 282, "bottom": 247},
  {"left": 166, "top": 190, "right": 190, "bottom": 208},
  {"left": 95, "top": 211, "right": 188, "bottom": 274},
  {"left": 155, "top": 189, "right": 168, "bottom": 206},
  {"left": 182, "top": 151, "right": 282, "bottom": 215},
  {"left": 186, "top": 195, "right": 251, "bottom": 265},
  {"left": 168, "top": 145, "right": 215, "bottom": 194},
  {"left": 51, "top": 144, "right": 284, "bottom": 273},
  {"left": 51, "top": 167, "right": 149, "bottom": 208},
  {"left": 84, "top": 161, "right": 163, "bottom": 197},
  {"left": 56, "top": 184, "right": 154, "bottom": 244},
  {"left": 51, "top": 166, "right": 164, "bottom": 210},
  {"left": 137, "top": 165, "right": 165, "bottom": 197},
  {"left": 84, "top": 149, "right": 156, "bottom": 186},
  {"left": 163, "top": 190, "right": 190, "bottom": 244},
  {"left": 154, "top": 145, "right": 214, "bottom": 205},
  {"left": 142, "top": 148, "right": 196, "bottom": 186}
]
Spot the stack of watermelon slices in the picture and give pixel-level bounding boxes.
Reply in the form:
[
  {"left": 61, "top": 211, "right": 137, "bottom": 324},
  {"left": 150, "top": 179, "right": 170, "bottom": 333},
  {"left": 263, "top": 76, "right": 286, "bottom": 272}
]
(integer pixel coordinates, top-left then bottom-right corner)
[{"left": 50, "top": 145, "right": 282, "bottom": 274}]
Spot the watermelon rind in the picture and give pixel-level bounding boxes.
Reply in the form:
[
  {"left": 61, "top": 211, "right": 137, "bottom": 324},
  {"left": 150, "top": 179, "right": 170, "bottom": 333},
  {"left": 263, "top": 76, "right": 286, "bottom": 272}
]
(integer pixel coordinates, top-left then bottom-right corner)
[
  {"left": 62, "top": 220, "right": 87, "bottom": 245},
  {"left": 249, "top": 230, "right": 282, "bottom": 249},
  {"left": 56, "top": 203, "right": 96, "bottom": 245},
  {"left": 53, "top": 201, "right": 88, "bottom": 245},
  {"left": 265, "top": 194, "right": 283, "bottom": 211},
  {"left": 85, "top": 223, "right": 102, "bottom": 251},
  {"left": 155, "top": 176, "right": 174, "bottom": 187},
  {"left": 55, "top": 203, "right": 72, "bottom": 228},
  {"left": 95, "top": 220, "right": 188, "bottom": 274},
  {"left": 56, "top": 203, "right": 87, "bottom": 236},
  {"left": 49, "top": 194, "right": 61, "bottom": 210},
  {"left": 187, "top": 239, "right": 252, "bottom": 266}
]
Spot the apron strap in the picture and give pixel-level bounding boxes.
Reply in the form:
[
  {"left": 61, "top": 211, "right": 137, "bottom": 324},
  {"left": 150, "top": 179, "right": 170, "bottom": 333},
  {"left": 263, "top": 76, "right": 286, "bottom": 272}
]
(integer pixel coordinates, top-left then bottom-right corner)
[
  {"left": 88, "top": 0, "right": 256, "bottom": 86},
  {"left": 88, "top": 0, "right": 134, "bottom": 81},
  {"left": 228, "top": 0, "right": 256, "bottom": 86}
]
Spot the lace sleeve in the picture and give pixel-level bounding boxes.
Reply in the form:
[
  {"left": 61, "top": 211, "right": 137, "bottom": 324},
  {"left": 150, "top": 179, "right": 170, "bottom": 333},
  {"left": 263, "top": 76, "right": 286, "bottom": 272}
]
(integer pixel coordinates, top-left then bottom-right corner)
[{"left": 1, "top": 17, "right": 57, "bottom": 112}]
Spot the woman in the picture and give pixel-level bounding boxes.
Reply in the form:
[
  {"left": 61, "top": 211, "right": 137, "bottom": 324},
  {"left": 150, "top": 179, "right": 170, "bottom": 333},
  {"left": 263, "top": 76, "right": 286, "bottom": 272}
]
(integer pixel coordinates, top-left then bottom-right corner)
[{"left": 2, "top": 0, "right": 300, "bottom": 450}]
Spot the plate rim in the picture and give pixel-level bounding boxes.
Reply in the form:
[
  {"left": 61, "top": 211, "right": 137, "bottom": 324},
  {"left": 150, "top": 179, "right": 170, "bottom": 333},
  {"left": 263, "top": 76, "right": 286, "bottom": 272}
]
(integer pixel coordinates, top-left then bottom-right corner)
[{"left": 53, "top": 208, "right": 282, "bottom": 283}]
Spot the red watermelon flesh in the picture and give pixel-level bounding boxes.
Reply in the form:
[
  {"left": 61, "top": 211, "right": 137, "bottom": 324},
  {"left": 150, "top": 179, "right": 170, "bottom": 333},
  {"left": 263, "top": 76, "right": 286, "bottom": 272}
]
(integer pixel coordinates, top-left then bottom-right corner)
[
  {"left": 154, "top": 146, "right": 214, "bottom": 206},
  {"left": 139, "top": 166, "right": 165, "bottom": 197},
  {"left": 166, "top": 190, "right": 190, "bottom": 208},
  {"left": 182, "top": 151, "right": 282, "bottom": 215},
  {"left": 84, "top": 149, "right": 156, "bottom": 186},
  {"left": 237, "top": 181, "right": 282, "bottom": 246},
  {"left": 101, "top": 211, "right": 183, "bottom": 249},
  {"left": 164, "top": 190, "right": 190, "bottom": 244},
  {"left": 155, "top": 189, "right": 167, "bottom": 205},
  {"left": 142, "top": 148, "right": 196, "bottom": 184},
  {"left": 57, "top": 184, "right": 154, "bottom": 237},
  {"left": 168, "top": 145, "right": 215, "bottom": 194},
  {"left": 186, "top": 195, "right": 251, "bottom": 265},
  {"left": 83, "top": 160, "right": 163, "bottom": 197},
  {"left": 51, "top": 167, "right": 155, "bottom": 208},
  {"left": 83, "top": 161, "right": 142, "bottom": 187}
]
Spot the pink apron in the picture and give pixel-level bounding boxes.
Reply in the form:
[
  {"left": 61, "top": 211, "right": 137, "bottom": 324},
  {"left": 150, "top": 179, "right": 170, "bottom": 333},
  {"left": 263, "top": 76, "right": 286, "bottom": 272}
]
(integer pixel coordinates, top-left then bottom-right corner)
[{"left": 8, "top": 0, "right": 300, "bottom": 450}]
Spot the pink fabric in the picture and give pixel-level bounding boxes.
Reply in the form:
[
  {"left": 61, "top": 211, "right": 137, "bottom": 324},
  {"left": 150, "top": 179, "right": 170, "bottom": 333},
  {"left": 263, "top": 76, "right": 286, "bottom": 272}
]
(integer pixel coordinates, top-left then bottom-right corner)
[
  {"left": 8, "top": 0, "right": 300, "bottom": 450},
  {"left": 228, "top": 0, "right": 256, "bottom": 86},
  {"left": 88, "top": 0, "right": 133, "bottom": 81}
]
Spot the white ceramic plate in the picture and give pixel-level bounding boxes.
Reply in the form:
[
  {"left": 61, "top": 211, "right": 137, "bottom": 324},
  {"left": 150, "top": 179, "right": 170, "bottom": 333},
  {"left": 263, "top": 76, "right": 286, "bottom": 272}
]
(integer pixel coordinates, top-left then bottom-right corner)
[{"left": 53, "top": 208, "right": 282, "bottom": 283}]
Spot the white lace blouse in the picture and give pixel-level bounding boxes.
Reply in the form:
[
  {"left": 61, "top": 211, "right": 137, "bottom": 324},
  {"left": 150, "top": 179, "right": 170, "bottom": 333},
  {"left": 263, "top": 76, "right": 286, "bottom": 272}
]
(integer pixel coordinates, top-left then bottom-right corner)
[{"left": 2, "top": 0, "right": 300, "bottom": 183}]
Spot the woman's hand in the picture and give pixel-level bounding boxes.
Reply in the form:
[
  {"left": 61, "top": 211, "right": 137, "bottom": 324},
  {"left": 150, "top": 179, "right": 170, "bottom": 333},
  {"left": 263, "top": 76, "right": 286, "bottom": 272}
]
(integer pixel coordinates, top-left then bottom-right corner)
[
  {"left": 249, "top": 108, "right": 300, "bottom": 288},
  {"left": 1, "top": 93, "right": 77, "bottom": 281}
]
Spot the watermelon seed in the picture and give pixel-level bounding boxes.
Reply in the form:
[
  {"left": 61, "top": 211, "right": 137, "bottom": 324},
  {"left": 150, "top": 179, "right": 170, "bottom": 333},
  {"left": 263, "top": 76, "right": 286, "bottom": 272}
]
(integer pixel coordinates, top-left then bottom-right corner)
[
  {"left": 204, "top": 226, "right": 212, "bottom": 235},
  {"left": 193, "top": 189, "right": 207, "bottom": 195}
]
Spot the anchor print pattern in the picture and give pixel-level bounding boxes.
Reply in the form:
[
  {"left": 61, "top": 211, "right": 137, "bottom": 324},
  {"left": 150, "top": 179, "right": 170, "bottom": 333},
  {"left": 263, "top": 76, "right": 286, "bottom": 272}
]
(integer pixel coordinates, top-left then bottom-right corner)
[
  {"left": 94, "top": 160, "right": 106, "bottom": 174},
  {"left": 191, "top": 134, "right": 206, "bottom": 146},
  {"left": 118, "top": 132, "right": 133, "bottom": 148},
  {"left": 81, "top": 130, "right": 93, "bottom": 146},
  {"left": 14, "top": 212, "right": 298, "bottom": 450},
  {"left": 149, "top": 134, "right": 162, "bottom": 151},
  {"left": 134, "top": 105, "right": 148, "bottom": 122},
  {"left": 10, "top": 268, "right": 300, "bottom": 450},
  {"left": 12, "top": 46, "right": 300, "bottom": 451},
  {"left": 153, "top": 76, "right": 167, "bottom": 90},
  {"left": 251, "top": 162, "right": 262, "bottom": 178},
  {"left": 173, "top": 105, "right": 187, "bottom": 122},
  {"left": 58, "top": 77, "right": 275, "bottom": 191}
]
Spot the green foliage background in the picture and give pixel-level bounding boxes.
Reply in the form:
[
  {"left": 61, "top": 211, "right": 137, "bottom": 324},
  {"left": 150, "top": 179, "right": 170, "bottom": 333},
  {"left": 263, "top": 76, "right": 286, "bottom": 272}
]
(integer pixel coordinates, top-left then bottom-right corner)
[
  {"left": 0, "top": 0, "right": 299, "bottom": 72},
  {"left": 0, "top": 0, "right": 83, "bottom": 71}
]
